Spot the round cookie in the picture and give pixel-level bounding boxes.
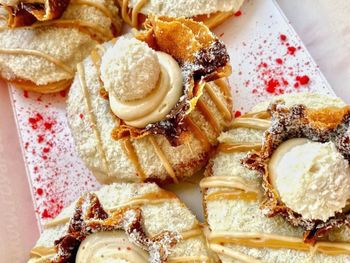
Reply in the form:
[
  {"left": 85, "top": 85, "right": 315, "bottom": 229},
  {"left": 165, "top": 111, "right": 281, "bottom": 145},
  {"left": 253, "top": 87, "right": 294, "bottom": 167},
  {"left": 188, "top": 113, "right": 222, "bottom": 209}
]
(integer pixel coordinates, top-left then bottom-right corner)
[
  {"left": 117, "top": 0, "right": 245, "bottom": 28},
  {"left": 0, "top": 0, "right": 122, "bottom": 93},
  {"left": 67, "top": 17, "right": 233, "bottom": 184},
  {"left": 28, "top": 183, "right": 218, "bottom": 262},
  {"left": 201, "top": 93, "right": 350, "bottom": 263}
]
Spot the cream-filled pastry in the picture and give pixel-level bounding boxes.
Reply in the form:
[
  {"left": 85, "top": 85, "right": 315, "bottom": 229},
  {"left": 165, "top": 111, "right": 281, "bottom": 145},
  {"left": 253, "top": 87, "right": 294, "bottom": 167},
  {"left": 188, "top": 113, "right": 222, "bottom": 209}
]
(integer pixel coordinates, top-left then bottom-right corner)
[
  {"left": 117, "top": 0, "right": 245, "bottom": 28},
  {"left": 0, "top": 0, "right": 122, "bottom": 93},
  {"left": 28, "top": 183, "right": 218, "bottom": 263},
  {"left": 67, "top": 17, "right": 233, "bottom": 184},
  {"left": 201, "top": 93, "right": 350, "bottom": 263}
]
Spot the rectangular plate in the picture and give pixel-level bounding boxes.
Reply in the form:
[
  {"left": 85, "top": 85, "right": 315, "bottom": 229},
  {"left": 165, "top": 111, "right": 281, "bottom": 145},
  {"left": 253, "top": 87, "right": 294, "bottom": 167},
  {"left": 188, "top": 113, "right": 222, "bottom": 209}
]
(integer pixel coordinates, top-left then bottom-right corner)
[{"left": 8, "top": 0, "right": 336, "bottom": 234}]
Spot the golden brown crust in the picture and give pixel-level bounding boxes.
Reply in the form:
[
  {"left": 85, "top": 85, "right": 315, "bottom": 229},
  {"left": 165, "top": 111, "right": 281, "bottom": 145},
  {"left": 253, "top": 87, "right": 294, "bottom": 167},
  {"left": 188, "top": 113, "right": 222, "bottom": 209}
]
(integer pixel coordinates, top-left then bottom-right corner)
[{"left": 242, "top": 100, "right": 350, "bottom": 244}]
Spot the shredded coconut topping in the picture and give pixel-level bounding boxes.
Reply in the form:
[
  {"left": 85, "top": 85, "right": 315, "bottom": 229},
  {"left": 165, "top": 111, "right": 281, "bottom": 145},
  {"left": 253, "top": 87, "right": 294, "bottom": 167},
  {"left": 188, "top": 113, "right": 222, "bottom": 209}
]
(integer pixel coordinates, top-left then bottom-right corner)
[{"left": 100, "top": 37, "right": 160, "bottom": 102}]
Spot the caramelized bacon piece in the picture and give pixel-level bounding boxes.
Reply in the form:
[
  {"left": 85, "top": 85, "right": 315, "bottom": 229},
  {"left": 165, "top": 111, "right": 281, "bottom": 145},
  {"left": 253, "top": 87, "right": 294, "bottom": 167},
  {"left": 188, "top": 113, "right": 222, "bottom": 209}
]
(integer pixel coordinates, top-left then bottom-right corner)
[
  {"left": 2, "top": 0, "right": 70, "bottom": 27},
  {"left": 242, "top": 101, "right": 350, "bottom": 244},
  {"left": 52, "top": 193, "right": 181, "bottom": 262}
]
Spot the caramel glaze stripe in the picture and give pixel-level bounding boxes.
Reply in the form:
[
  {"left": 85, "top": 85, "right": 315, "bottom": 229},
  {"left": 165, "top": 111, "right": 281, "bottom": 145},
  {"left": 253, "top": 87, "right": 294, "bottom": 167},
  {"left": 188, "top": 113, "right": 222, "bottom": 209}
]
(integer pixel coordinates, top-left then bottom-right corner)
[
  {"left": 131, "top": 0, "right": 148, "bottom": 27},
  {"left": 122, "top": 0, "right": 149, "bottom": 27},
  {"left": 213, "top": 79, "right": 233, "bottom": 107},
  {"left": 70, "top": 0, "right": 120, "bottom": 33},
  {"left": 168, "top": 256, "right": 210, "bottom": 263},
  {"left": 120, "top": 138, "right": 147, "bottom": 181},
  {"left": 205, "top": 82, "right": 232, "bottom": 121},
  {"left": 197, "top": 98, "right": 221, "bottom": 136},
  {"left": 200, "top": 176, "right": 259, "bottom": 194},
  {"left": 209, "top": 243, "right": 262, "bottom": 263},
  {"left": 206, "top": 190, "right": 258, "bottom": 202},
  {"left": 0, "top": 49, "right": 74, "bottom": 75},
  {"left": 77, "top": 63, "right": 111, "bottom": 177},
  {"left": 148, "top": 136, "right": 178, "bottom": 183},
  {"left": 241, "top": 110, "right": 270, "bottom": 119},
  {"left": 44, "top": 190, "right": 177, "bottom": 228},
  {"left": 231, "top": 117, "right": 271, "bottom": 130},
  {"left": 184, "top": 116, "right": 211, "bottom": 151},
  {"left": 208, "top": 232, "right": 350, "bottom": 256},
  {"left": 28, "top": 19, "right": 113, "bottom": 41},
  {"left": 218, "top": 142, "right": 262, "bottom": 153},
  {"left": 121, "top": 0, "right": 132, "bottom": 25}
]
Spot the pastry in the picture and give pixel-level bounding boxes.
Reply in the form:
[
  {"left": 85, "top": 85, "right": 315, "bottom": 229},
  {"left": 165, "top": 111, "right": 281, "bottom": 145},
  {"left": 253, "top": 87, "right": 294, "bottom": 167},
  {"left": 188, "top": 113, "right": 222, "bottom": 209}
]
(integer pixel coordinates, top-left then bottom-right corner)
[
  {"left": 117, "top": 0, "right": 245, "bottom": 29},
  {"left": 0, "top": 0, "right": 122, "bottom": 93},
  {"left": 67, "top": 16, "right": 233, "bottom": 184},
  {"left": 201, "top": 93, "right": 350, "bottom": 262},
  {"left": 28, "top": 183, "right": 218, "bottom": 262}
]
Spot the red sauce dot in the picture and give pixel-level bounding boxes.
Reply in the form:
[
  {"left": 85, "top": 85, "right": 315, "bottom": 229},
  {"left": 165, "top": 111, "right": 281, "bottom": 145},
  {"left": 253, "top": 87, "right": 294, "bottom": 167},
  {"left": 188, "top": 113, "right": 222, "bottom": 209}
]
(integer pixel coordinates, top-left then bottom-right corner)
[
  {"left": 79, "top": 113, "right": 84, "bottom": 119},
  {"left": 44, "top": 122, "right": 53, "bottom": 130},
  {"left": 266, "top": 79, "right": 280, "bottom": 93},
  {"left": 280, "top": 34, "right": 287, "bottom": 41},
  {"left": 41, "top": 209, "right": 51, "bottom": 219},
  {"left": 234, "top": 111, "right": 242, "bottom": 118},
  {"left": 36, "top": 188, "right": 43, "bottom": 196},
  {"left": 294, "top": 82, "right": 300, "bottom": 88},
  {"left": 43, "top": 147, "right": 50, "bottom": 153},
  {"left": 23, "top": 90, "right": 29, "bottom": 98},
  {"left": 37, "top": 135, "right": 44, "bottom": 143},
  {"left": 297, "top": 75, "right": 310, "bottom": 85},
  {"left": 234, "top": 11, "right": 242, "bottom": 16},
  {"left": 275, "top": 58, "right": 283, "bottom": 64},
  {"left": 287, "top": 46, "right": 296, "bottom": 55}
]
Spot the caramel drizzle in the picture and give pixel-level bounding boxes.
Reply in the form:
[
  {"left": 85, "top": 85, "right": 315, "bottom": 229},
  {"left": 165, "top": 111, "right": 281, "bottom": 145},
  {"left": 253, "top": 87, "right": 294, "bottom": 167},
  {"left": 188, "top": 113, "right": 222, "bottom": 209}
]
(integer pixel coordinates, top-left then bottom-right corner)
[
  {"left": 121, "top": 0, "right": 148, "bottom": 27},
  {"left": 208, "top": 232, "right": 350, "bottom": 256},
  {"left": 231, "top": 118, "right": 271, "bottom": 130},
  {"left": 77, "top": 63, "right": 111, "bottom": 177},
  {"left": 120, "top": 138, "right": 146, "bottom": 180},
  {"left": 70, "top": 0, "right": 120, "bottom": 33},
  {"left": 218, "top": 142, "right": 262, "bottom": 153},
  {"left": 200, "top": 176, "right": 259, "bottom": 193},
  {"left": 209, "top": 243, "right": 262, "bottom": 263},
  {"left": 0, "top": 48, "right": 74, "bottom": 75},
  {"left": 168, "top": 256, "right": 210, "bottom": 262},
  {"left": 44, "top": 190, "right": 177, "bottom": 228},
  {"left": 148, "top": 136, "right": 178, "bottom": 183},
  {"left": 197, "top": 98, "right": 221, "bottom": 136},
  {"left": 184, "top": 116, "right": 211, "bottom": 151},
  {"left": 205, "top": 82, "right": 232, "bottom": 122},
  {"left": 206, "top": 190, "right": 258, "bottom": 202},
  {"left": 213, "top": 79, "right": 233, "bottom": 108},
  {"left": 241, "top": 110, "right": 270, "bottom": 119},
  {"left": 28, "top": 19, "right": 113, "bottom": 41}
]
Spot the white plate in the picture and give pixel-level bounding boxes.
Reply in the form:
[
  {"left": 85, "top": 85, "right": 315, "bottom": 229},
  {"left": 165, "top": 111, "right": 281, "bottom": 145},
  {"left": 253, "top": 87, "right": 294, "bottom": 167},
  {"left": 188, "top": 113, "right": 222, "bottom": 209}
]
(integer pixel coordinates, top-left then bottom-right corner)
[{"left": 9, "top": 0, "right": 335, "bottom": 231}]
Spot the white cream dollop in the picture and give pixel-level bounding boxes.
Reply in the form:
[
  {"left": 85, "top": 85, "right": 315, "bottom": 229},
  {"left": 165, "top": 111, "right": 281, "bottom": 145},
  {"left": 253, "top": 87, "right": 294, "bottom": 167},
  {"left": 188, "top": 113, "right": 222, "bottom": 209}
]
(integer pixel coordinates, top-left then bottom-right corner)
[
  {"left": 100, "top": 37, "right": 183, "bottom": 128},
  {"left": 269, "top": 138, "right": 350, "bottom": 221},
  {"left": 76, "top": 231, "right": 149, "bottom": 263}
]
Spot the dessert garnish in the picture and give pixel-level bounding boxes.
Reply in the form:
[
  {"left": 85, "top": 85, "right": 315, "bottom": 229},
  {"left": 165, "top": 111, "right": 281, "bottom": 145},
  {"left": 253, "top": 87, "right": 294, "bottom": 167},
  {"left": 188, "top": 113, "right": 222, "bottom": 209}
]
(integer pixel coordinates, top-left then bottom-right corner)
[
  {"left": 243, "top": 100, "right": 350, "bottom": 244},
  {"left": 51, "top": 193, "right": 181, "bottom": 262},
  {"left": 1, "top": 0, "right": 70, "bottom": 27},
  {"left": 105, "top": 16, "right": 231, "bottom": 145}
]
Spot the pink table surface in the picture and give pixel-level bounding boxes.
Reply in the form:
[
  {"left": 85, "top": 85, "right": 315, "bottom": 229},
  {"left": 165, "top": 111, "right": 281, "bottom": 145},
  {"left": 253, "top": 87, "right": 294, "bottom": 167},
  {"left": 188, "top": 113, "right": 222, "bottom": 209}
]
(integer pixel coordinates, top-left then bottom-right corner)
[{"left": 0, "top": 1, "right": 349, "bottom": 262}]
